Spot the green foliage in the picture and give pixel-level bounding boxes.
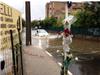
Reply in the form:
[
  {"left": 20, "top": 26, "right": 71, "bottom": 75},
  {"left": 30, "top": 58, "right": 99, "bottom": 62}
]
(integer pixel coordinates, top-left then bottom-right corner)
[
  {"left": 73, "top": 2, "right": 100, "bottom": 28},
  {"left": 44, "top": 17, "right": 57, "bottom": 26},
  {"left": 49, "top": 25, "right": 64, "bottom": 31},
  {"left": 31, "top": 17, "right": 63, "bottom": 30}
]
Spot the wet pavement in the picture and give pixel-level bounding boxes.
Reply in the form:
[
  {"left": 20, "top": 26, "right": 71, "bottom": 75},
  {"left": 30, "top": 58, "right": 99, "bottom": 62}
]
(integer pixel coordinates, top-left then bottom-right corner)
[
  {"left": 46, "top": 36, "right": 100, "bottom": 75},
  {"left": 23, "top": 31, "right": 100, "bottom": 75},
  {"left": 23, "top": 46, "right": 60, "bottom": 75}
]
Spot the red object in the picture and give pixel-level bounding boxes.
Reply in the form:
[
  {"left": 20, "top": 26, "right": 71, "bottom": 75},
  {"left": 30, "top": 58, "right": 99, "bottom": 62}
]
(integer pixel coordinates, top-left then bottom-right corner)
[{"left": 64, "top": 28, "right": 71, "bottom": 37}]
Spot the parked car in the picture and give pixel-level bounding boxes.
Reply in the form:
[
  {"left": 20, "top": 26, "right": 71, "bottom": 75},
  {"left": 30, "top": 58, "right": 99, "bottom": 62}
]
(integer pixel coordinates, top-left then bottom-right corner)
[{"left": 32, "top": 29, "right": 49, "bottom": 37}]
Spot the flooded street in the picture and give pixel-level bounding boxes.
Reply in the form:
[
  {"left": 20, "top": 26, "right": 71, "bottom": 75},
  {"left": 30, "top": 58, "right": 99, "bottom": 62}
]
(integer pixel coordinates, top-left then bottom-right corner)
[
  {"left": 32, "top": 37, "right": 49, "bottom": 49},
  {"left": 23, "top": 32, "right": 100, "bottom": 75},
  {"left": 46, "top": 36, "right": 100, "bottom": 75}
]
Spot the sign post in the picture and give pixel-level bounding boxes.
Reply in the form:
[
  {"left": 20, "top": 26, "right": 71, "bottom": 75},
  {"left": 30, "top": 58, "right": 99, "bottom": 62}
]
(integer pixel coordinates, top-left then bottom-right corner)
[
  {"left": 0, "top": 2, "right": 23, "bottom": 75},
  {"left": 61, "top": 2, "right": 77, "bottom": 75}
]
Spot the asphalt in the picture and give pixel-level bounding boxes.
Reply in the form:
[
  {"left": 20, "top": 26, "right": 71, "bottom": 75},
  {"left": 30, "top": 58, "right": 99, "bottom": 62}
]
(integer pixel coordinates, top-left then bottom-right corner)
[{"left": 23, "top": 46, "right": 61, "bottom": 75}]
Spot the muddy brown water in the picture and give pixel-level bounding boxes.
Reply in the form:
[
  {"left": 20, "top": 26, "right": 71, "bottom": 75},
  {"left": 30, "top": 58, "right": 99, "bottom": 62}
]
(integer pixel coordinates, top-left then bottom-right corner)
[
  {"left": 30, "top": 33, "right": 100, "bottom": 75},
  {"left": 46, "top": 37, "right": 100, "bottom": 75}
]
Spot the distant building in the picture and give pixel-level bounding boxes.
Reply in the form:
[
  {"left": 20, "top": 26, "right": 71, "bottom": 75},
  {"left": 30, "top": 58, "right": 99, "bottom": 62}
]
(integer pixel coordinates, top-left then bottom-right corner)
[
  {"left": 70, "top": 2, "right": 84, "bottom": 15},
  {"left": 46, "top": 1, "right": 83, "bottom": 20},
  {"left": 46, "top": 1, "right": 68, "bottom": 20}
]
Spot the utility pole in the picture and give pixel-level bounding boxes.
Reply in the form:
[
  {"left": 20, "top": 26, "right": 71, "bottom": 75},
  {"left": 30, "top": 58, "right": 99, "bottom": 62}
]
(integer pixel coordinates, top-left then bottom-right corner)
[{"left": 25, "top": 1, "right": 31, "bottom": 46}]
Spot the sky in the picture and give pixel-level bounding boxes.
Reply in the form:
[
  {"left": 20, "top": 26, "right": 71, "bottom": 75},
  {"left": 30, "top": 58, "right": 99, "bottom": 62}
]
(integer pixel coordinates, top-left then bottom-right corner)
[{"left": 0, "top": 0, "right": 99, "bottom": 20}]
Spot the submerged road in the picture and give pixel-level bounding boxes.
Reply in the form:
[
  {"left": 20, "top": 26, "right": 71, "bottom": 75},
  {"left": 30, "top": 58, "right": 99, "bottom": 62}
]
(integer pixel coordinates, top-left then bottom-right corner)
[{"left": 22, "top": 31, "right": 100, "bottom": 75}]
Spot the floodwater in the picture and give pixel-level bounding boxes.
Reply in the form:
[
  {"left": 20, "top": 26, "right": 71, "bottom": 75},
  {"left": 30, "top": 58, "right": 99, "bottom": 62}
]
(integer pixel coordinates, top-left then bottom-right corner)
[
  {"left": 25, "top": 32, "right": 100, "bottom": 75},
  {"left": 46, "top": 36, "right": 100, "bottom": 75}
]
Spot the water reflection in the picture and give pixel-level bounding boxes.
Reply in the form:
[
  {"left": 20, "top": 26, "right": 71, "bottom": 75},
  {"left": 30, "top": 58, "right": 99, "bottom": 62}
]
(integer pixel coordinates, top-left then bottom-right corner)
[
  {"left": 69, "top": 60, "right": 100, "bottom": 75},
  {"left": 71, "top": 38, "right": 100, "bottom": 54},
  {"left": 39, "top": 39, "right": 42, "bottom": 48},
  {"left": 31, "top": 35, "right": 100, "bottom": 75},
  {"left": 79, "top": 61, "right": 100, "bottom": 75},
  {"left": 32, "top": 37, "right": 49, "bottom": 49},
  {"left": 46, "top": 37, "right": 100, "bottom": 75}
]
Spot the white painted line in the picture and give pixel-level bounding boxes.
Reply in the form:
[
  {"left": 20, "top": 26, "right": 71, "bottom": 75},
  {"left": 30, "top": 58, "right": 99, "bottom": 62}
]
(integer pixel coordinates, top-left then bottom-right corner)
[
  {"left": 56, "top": 50, "right": 60, "bottom": 53},
  {"left": 75, "top": 57, "right": 78, "bottom": 61},
  {"left": 45, "top": 51, "right": 53, "bottom": 57},
  {"left": 57, "top": 62, "right": 62, "bottom": 66},
  {"left": 68, "top": 70, "right": 73, "bottom": 75}
]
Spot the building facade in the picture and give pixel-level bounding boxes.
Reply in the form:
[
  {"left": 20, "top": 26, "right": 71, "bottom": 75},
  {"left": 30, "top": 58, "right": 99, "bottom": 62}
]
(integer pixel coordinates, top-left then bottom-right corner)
[
  {"left": 71, "top": 2, "right": 83, "bottom": 15},
  {"left": 46, "top": 1, "right": 83, "bottom": 20},
  {"left": 46, "top": 1, "right": 68, "bottom": 20}
]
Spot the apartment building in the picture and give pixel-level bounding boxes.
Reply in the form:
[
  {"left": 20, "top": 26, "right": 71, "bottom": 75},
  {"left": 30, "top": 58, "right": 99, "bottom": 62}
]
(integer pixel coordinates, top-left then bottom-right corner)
[
  {"left": 71, "top": 2, "right": 84, "bottom": 15},
  {"left": 46, "top": 1, "right": 83, "bottom": 20},
  {"left": 46, "top": 1, "right": 68, "bottom": 20}
]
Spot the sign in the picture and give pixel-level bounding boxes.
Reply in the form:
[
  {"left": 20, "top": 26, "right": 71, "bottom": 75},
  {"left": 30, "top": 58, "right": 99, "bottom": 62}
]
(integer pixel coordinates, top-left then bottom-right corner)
[
  {"left": 0, "top": 2, "right": 22, "bottom": 75},
  {"left": 63, "top": 15, "right": 77, "bottom": 30},
  {"left": 0, "top": 2, "right": 22, "bottom": 50}
]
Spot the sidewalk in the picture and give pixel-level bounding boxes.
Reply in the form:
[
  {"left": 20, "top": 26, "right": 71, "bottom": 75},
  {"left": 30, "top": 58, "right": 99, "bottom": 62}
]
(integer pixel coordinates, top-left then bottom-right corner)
[{"left": 23, "top": 46, "right": 60, "bottom": 75}]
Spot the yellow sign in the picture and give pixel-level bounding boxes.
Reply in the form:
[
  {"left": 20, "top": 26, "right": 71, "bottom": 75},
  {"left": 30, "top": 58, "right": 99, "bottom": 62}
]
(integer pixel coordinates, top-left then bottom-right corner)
[
  {"left": 0, "top": 2, "right": 22, "bottom": 75},
  {"left": 0, "top": 2, "right": 22, "bottom": 50}
]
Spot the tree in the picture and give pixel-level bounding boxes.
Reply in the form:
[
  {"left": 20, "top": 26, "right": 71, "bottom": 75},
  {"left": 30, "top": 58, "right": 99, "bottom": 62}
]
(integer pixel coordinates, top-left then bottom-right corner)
[
  {"left": 41, "top": 17, "right": 57, "bottom": 29},
  {"left": 31, "top": 20, "right": 39, "bottom": 28},
  {"left": 31, "top": 17, "right": 63, "bottom": 31},
  {"left": 73, "top": 2, "right": 100, "bottom": 28}
]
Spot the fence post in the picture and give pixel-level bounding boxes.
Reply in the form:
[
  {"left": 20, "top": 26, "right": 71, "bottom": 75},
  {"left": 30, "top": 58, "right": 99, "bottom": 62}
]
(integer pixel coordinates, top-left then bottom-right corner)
[
  {"left": 10, "top": 30, "right": 16, "bottom": 75},
  {"left": 17, "top": 28, "right": 24, "bottom": 75}
]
